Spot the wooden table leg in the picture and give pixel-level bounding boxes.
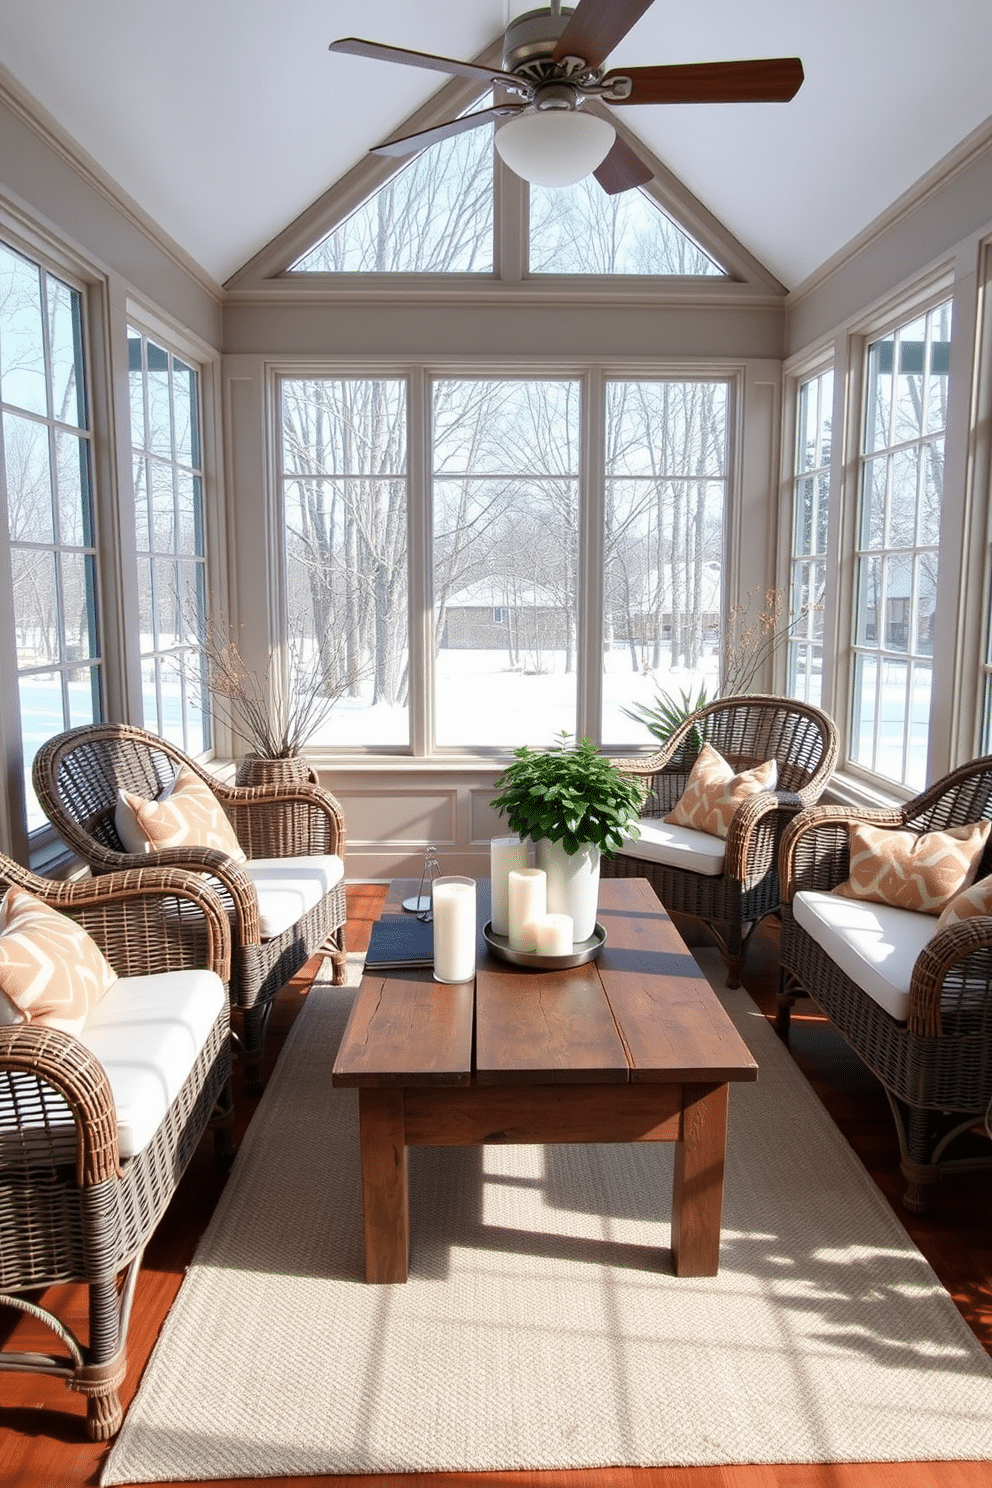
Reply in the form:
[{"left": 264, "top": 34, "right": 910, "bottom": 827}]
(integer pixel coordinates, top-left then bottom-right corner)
[
  {"left": 358, "top": 1087, "right": 409, "bottom": 1283},
  {"left": 671, "top": 1081, "right": 729, "bottom": 1277}
]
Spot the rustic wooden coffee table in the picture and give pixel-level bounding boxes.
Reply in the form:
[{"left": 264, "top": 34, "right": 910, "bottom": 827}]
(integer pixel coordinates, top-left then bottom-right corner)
[{"left": 333, "top": 875, "right": 757, "bottom": 1283}]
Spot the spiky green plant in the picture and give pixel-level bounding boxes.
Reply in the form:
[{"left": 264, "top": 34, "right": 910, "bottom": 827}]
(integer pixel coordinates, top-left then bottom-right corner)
[{"left": 621, "top": 683, "right": 709, "bottom": 747}]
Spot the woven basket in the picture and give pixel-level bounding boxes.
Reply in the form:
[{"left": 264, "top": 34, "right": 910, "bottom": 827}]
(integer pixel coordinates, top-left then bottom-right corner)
[{"left": 234, "top": 753, "right": 317, "bottom": 787}]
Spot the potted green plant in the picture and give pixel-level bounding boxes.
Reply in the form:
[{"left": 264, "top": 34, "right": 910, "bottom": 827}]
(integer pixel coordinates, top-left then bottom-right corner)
[{"left": 491, "top": 733, "right": 642, "bottom": 939}]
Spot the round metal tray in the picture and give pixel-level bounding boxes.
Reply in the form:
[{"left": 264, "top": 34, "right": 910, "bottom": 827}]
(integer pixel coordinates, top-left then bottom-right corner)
[{"left": 483, "top": 921, "right": 606, "bottom": 970}]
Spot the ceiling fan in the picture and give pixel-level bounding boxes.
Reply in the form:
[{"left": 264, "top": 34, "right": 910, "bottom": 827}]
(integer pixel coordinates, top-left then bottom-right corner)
[{"left": 328, "top": 0, "right": 804, "bottom": 194}]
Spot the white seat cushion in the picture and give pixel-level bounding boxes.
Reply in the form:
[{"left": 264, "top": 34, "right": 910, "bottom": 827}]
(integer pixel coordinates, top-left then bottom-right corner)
[
  {"left": 0, "top": 969, "right": 226, "bottom": 1165},
  {"left": 615, "top": 818, "right": 726, "bottom": 876},
  {"left": 80, "top": 969, "right": 226, "bottom": 1157},
  {"left": 240, "top": 855, "right": 345, "bottom": 940},
  {"left": 792, "top": 890, "right": 939, "bottom": 1022}
]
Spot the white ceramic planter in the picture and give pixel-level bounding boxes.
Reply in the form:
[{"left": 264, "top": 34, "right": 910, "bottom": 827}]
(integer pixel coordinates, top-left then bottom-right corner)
[{"left": 533, "top": 837, "right": 601, "bottom": 942}]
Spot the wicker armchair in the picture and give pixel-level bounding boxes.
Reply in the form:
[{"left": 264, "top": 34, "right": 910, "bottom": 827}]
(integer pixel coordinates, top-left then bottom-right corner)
[
  {"left": 33, "top": 723, "right": 347, "bottom": 1092},
  {"left": 778, "top": 756, "right": 992, "bottom": 1212},
  {"left": 0, "top": 854, "right": 234, "bottom": 1440},
  {"left": 603, "top": 695, "right": 838, "bottom": 986}
]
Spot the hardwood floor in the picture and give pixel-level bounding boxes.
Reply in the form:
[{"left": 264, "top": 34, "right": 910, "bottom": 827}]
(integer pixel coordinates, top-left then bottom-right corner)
[{"left": 1, "top": 883, "right": 990, "bottom": 1487}]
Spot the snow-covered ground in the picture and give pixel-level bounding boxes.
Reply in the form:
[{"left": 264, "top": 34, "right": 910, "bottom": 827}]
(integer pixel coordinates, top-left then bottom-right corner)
[
  {"left": 18, "top": 647, "right": 930, "bottom": 829},
  {"left": 321, "top": 646, "right": 718, "bottom": 750}
]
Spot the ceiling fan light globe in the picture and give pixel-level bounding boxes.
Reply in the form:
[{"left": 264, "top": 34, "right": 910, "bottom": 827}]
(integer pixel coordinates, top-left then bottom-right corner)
[{"left": 494, "top": 110, "right": 615, "bottom": 188}]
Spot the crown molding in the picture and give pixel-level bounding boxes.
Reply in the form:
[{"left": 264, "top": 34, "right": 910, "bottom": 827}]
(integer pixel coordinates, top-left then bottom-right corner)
[
  {"left": 223, "top": 275, "right": 784, "bottom": 311},
  {"left": 0, "top": 62, "right": 224, "bottom": 306},
  {"left": 786, "top": 114, "right": 992, "bottom": 313}
]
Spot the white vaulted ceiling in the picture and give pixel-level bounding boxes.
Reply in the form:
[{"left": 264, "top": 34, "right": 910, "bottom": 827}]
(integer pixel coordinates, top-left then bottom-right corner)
[{"left": 1, "top": 0, "right": 990, "bottom": 290}]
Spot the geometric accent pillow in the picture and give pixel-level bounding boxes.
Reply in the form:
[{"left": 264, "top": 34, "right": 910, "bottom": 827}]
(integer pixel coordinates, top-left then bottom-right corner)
[
  {"left": 114, "top": 767, "right": 179, "bottom": 854},
  {"left": 935, "top": 872, "right": 992, "bottom": 931},
  {"left": 833, "top": 820, "right": 992, "bottom": 915},
  {"left": 0, "top": 886, "right": 118, "bottom": 1036},
  {"left": 119, "top": 764, "right": 247, "bottom": 864},
  {"left": 664, "top": 742, "right": 778, "bottom": 840}
]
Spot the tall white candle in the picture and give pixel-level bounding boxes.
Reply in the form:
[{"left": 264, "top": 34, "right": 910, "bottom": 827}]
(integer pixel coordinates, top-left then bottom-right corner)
[
  {"left": 489, "top": 834, "right": 529, "bottom": 936},
  {"left": 507, "top": 867, "right": 547, "bottom": 953},
  {"left": 535, "top": 913, "right": 573, "bottom": 956},
  {"left": 432, "top": 877, "right": 477, "bottom": 983}
]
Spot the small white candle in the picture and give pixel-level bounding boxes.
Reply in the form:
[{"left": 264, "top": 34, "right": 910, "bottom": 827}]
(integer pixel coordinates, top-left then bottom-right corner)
[
  {"left": 489, "top": 834, "right": 529, "bottom": 936},
  {"left": 507, "top": 867, "right": 547, "bottom": 952},
  {"left": 432, "top": 877, "right": 476, "bottom": 983},
  {"left": 535, "top": 913, "right": 573, "bottom": 956}
]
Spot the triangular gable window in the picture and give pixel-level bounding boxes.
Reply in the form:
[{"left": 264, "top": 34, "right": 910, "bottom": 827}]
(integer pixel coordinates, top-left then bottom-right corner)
[
  {"left": 291, "top": 103, "right": 494, "bottom": 274},
  {"left": 286, "top": 100, "right": 731, "bottom": 281},
  {"left": 529, "top": 179, "right": 725, "bottom": 276}
]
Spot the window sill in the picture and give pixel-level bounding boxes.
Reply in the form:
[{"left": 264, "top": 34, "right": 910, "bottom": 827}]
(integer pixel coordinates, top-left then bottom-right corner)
[
  {"left": 822, "top": 770, "right": 910, "bottom": 813},
  {"left": 29, "top": 836, "right": 89, "bottom": 880}
]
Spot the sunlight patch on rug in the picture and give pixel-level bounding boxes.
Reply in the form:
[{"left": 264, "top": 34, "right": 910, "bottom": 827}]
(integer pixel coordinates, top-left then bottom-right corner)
[{"left": 102, "top": 949, "right": 992, "bottom": 1482}]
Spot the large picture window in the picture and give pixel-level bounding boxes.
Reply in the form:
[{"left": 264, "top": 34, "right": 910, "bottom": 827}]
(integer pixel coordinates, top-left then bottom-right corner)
[
  {"left": 128, "top": 327, "right": 208, "bottom": 753},
  {"left": 851, "top": 301, "right": 950, "bottom": 789},
  {"left": 0, "top": 240, "right": 101, "bottom": 831},
  {"left": 279, "top": 373, "right": 728, "bottom": 751}
]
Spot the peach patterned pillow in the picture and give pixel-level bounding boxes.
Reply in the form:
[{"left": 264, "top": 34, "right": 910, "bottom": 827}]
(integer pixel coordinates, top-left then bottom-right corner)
[
  {"left": 935, "top": 872, "right": 992, "bottom": 931},
  {"left": 665, "top": 742, "right": 778, "bottom": 839},
  {"left": 119, "top": 764, "right": 246, "bottom": 863},
  {"left": 833, "top": 820, "right": 991, "bottom": 915},
  {"left": 0, "top": 886, "right": 117, "bottom": 1036}
]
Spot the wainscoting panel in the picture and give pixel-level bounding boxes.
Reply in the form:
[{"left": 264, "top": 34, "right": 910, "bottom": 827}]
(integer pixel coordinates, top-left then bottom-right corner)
[{"left": 317, "top": 764, "right": 506, "bottom": 881}]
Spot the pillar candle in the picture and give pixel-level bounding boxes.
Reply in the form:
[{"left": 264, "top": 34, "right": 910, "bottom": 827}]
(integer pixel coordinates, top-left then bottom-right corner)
[
  {"left": 535, "top": 913, "right": 573, "bottom": 956},
  {"left": 507, "top": 867, "right": 547, "bottom": 953},
  {"left": 432, "top": 876, "right": 476, "bottom": 983},
  {"left": 489, "top": 834, "right": 529, "bottom": 936}
]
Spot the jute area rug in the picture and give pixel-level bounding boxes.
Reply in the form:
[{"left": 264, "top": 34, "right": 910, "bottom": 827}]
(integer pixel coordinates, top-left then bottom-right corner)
[{"left": 102, "top": 949, "right": 992, "bottom": 1483}]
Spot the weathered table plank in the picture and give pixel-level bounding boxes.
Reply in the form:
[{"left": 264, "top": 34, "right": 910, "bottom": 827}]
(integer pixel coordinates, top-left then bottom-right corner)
[
  {"left": 475, "top": 960, "right": 629, "bottom": 1084},
  {"left": 333, "top": 971, "right": 474, "bottom": 1087},
  {"left": 333, "top": 876, "right": 757, "bottom": 1282},
  {"left": 595, "top": 878, "right": 759, "bottom": 1084}
]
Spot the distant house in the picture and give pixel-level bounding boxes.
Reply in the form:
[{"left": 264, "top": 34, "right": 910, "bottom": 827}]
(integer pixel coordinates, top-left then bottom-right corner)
[
  {"left": 439, "top": 580, "right": 569, "bottom": 650},
  {"left": 608, "top": 562, "right": 722, "bottom": 646},
  {"left": 861, "top": 563, "right": 938, "bottom": 651}
]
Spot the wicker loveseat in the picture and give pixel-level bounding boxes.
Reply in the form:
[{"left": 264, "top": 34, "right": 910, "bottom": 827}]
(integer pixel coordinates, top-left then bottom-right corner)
[
  {"left": 0, "top": 854, "right": 234, "bottom": 1440},
  {"left": 777, "top": 755, "right": 992, "bottom": 1212},
  {"left": 603, "top": 694, "right": 838, "bottom": 986},
  {"left": 33, "top": 723, "right": 348, "bottom": 1092}
]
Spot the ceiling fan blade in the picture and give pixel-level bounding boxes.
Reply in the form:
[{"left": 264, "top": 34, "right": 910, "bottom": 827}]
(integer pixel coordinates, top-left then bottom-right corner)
[
  {"left": 330, "top": 36, "right": 525, "bottom": 92},
  {"left": 553, "top": 0, "right": 656, "bottom": 70},
  {"left": 370, "top": 104, "right": 527, "bottom": 158},
  {"left": 605, "top": 57, "right": 804, "bottom": 105},
  {"left": 593, "top": 135, "right": 654, "bottom": 195}
]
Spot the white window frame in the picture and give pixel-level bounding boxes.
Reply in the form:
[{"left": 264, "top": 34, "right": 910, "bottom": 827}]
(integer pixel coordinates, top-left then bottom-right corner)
[
  {"left": 848, "top": 298, "right": 950, "bottom": 790},
  {"left": 785, "top": 363, "right": 833, "bottom": 708},
  {"left": 0, "top": 229, "right": 105, "bottom": 856},
  {"left": 273, "top": 360, "right": 740, "bottom": 758},
  {"left": 127, "top": 322, "right": 210, "bottom": 753},
  {"left": 781, "top": 262, "right": 992, "bottom": 804},
  {"left": 118, "top": 302, "right": 227, "bottom": 761},
  {"left": 973, "top": 239, "right": 992, "bottom": 758}
]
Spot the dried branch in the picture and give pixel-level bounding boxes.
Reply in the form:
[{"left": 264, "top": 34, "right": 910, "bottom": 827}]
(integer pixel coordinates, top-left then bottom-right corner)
[
  {"left": 721, "top": 585, "right": 817, "bottom": 697},
  {"left": 182, "top": 601, "right": 368, "bottom": 758}
]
